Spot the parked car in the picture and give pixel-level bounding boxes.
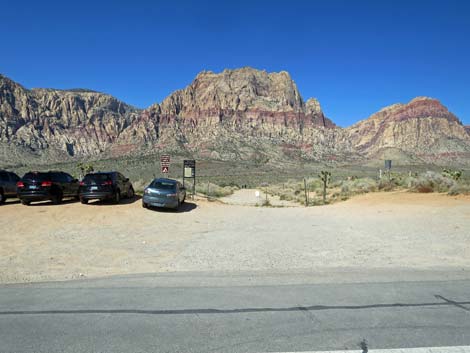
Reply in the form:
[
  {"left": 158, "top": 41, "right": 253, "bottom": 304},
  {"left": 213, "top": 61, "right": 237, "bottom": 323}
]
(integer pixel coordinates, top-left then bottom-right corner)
[
  {"left": 17, "top": 171, "right": 80, "bottom": 205},
  {"left": 142, "top": 178, "right": 186, "bottom": 210},
  {"left": 0, "top": 170, "right": 20, "bottom": 204},
  {"left": 79, "top": 171, "right": 134, "bottom": 204}
]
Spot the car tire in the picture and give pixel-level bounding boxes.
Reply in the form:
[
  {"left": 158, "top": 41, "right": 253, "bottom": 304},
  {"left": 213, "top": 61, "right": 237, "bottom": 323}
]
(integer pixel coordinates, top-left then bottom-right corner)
[
  {"left": 142, "top": 202, "right": 148, "bottom": 209},
  {"left": 181, "top": 195, "right": 186, "bottom": 204},
  {"left": 128, "top": 187, "right": 135, "bottom": 199},
  {"left": 52, "top": 191, "right": 63, "bottom": 205},
  {"left": 0, "top": 191, "right": 5, "bottom": 205},
  {"left": 80, "top": 198, "right": 89, "bottom": 204},
  {"left": 21, "top": 199, "right": 31, "bottom": 206},
  {"left": 114, "top": 190, "right": 121, "bottom": 204}
]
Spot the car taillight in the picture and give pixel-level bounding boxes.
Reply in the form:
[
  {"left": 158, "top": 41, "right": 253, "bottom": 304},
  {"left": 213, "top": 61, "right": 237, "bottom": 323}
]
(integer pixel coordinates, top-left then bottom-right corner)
[
  {"left": 16, "top": 181, "right": 24, "bottom": 188},
  {"left": 41, "top": 181, "right": 52, "bottom": 187},
  {"left": 79, "top": 181, "right": 85, "bottom": 186},
  {"left": 102, "top": 181, "right": 113, "bottom": 186}
]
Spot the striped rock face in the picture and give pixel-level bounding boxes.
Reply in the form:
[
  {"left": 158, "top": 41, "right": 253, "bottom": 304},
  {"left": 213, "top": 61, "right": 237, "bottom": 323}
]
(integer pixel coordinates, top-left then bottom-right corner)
[{"left": 1, "top": 70, "right": 469, "bottom": 166}]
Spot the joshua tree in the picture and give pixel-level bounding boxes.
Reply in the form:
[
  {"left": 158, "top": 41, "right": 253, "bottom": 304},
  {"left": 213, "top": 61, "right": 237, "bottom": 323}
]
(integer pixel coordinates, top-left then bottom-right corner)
[
  {"left": 442, "top": 168, "right": 462, "bottom": 181},
  {"left": 319, "top": 170, "right": 331, "bottom": 203}
]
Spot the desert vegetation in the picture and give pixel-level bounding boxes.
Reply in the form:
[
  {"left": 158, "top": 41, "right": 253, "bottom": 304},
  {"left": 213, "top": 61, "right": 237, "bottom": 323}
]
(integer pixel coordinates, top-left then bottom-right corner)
[{"left": 262, "top": 169, "right": 469, "bottom": 206}]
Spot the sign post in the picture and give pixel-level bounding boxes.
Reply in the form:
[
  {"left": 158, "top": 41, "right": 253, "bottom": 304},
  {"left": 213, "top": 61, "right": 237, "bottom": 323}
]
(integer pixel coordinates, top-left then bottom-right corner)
[
  {"left": 385, "top": 159, "right": 392, "bottom": 182},
  {"left": 161, "top": 154, "right": 170, "bottom": 176},
  {"left": 183, "top": 160, "right": 196, "bottom": 199}
]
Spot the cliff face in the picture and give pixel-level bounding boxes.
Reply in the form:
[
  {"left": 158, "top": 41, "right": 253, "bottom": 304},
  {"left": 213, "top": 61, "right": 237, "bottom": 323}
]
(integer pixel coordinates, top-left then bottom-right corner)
[
  {"left": 1, "top": 69, "right": 469, "bottom": 166},
  {"left": 346, "top": 97, "right": 470, "bottom": 164},
  {"left": 116, "top": 67, "right": 346, "bottom": 161},
  {"left": 0, "top": 74, "right": 140, "bottom": 162}
]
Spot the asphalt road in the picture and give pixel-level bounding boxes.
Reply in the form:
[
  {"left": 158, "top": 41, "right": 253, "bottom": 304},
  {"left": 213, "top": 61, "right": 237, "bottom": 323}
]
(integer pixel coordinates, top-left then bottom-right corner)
[{"left": 1, "top": 271, "right": 470, "bottom": 353}]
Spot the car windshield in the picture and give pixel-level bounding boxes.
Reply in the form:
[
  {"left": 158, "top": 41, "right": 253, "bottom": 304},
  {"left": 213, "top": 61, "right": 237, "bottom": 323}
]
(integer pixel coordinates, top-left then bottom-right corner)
[
  {"left": 150, "top": 180, "right": 176, "bottom": 190},
  {"left": 83, "top": 174, "right": 112, "bottom": 184}
]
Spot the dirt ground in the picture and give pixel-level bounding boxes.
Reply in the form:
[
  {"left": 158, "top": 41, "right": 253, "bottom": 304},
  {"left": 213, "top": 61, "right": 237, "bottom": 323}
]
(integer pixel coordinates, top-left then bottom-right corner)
[{"left": 1, "top": 191, "right": 469, "bottom": 284}]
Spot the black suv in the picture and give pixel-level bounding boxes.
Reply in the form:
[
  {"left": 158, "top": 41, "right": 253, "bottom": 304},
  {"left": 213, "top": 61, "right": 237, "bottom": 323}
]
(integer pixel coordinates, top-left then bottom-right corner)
[
  {"left": 79, "top": 172, "right": 134, "bottom": 204},
  {"left": 0, "top": 170, "right": 20, "bottom": 204},
  {"left": 17, "top": 171, "right": 80, "bottom": 205}
]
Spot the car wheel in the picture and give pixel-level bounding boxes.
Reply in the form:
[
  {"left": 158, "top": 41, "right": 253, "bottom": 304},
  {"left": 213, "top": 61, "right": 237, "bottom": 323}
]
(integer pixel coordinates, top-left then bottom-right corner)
[
  {"left": 128, "top": 187, "right": 135, "bottom": 199},
  {"left": 0, "top": 191, "right": 5, "bottom": 205},
  {"left": 114, "top": 190, "right": 121, "bottom": 204},
  {"left": 142, "top": 202, "right": 148, "bottom": 209},
  {"left": 52, "top": 191, "right": 63, "bottom": 205},
  {"left": 80, "top": 198, "right": 89, "bottom": 204},
  {"left": 21, "top": 199, "right": 31, "bottom": 206}
]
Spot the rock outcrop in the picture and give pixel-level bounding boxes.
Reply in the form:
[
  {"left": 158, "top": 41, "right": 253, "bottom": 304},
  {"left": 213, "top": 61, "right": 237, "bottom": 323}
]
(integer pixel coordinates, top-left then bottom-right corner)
[
  {"left": 0, "top": 74, "right": 140, "bottom": 163},
  {"left": 1, "top": 69, "right": 469, "bottom": 166},
  {"left": 346, "top": 97, "right": 470, "bottom": 164}
]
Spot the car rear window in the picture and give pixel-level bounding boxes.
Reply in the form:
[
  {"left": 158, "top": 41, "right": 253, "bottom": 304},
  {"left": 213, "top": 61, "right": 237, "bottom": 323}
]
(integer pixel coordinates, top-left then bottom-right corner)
[
  {"left": 150, "top": 180, "right": 176, "bottom": 190},
  {"left": 83, "top": 174, "right": 112, "bottom": 184},
  {"left": 22, "top": 172, "right": 50, "bottom": 181}
]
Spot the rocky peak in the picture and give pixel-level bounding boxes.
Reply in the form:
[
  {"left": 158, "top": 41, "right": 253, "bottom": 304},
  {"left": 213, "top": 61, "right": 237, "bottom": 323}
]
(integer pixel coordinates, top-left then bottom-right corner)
[
  {"left": 346, "top": 97, "right": 470, "bottom": 164},
  {"left": 160, "top": 67, "right": 305, "bottom": 116},
  {"left": 367, "top": 97, "right": 459, "bottom": 124}
]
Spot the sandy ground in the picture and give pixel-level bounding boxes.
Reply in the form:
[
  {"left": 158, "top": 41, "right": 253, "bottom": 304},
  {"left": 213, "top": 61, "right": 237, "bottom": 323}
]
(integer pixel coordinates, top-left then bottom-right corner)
[
  {"left": 0, "top": 191, "right": 469, "bottom": 283},
  {"left": 220, "top": 188, "right": 299, "bottom": 206}
]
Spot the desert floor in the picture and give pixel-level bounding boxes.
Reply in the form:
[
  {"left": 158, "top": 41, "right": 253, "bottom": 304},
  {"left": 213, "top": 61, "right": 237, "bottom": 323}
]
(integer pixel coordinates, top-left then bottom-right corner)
[{"left": 1, "top": 191, "right": 469, "bottom": 283}]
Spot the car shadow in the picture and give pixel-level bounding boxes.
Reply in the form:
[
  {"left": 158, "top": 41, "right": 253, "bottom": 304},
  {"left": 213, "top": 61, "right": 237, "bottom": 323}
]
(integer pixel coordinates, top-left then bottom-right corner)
[
  {"left": 146, "top": 201, "right": 197, "bottom": 213},
  {"left": 1, "top": 199, "right": 21, "bottom": 205},
  {"left": 27, "top": 198, "right": 79, "bottom": 206},
  {"left": 85, "top": 195, "right": 142, "bottom": 206}
]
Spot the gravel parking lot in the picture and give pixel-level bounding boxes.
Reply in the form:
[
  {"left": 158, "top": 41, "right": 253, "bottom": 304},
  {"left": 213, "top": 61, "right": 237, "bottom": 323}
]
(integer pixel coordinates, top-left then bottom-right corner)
[{"left": 1, "top": 191, "right": 469, "bottom": 283}]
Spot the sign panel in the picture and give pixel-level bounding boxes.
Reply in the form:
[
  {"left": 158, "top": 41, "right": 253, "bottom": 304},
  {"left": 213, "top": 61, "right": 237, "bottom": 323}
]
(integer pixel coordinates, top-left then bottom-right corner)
[
  {"left": 161, "top": 154, "right": 170, "bottom": 174},
  {"left": 183, "top": 160, "right": 196, "bottom": 178}
]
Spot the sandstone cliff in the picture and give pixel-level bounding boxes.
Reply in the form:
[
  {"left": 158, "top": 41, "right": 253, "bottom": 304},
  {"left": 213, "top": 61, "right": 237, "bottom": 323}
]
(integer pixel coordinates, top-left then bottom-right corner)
[
  {"left": 346, "top": 97, "right": 470, "bottom": 164},
  {"left": 0, "top": 74, "right": 140, "bottom": 163},
  {"left": 1, "top": 69, "right": 469, "bottom": 167}
]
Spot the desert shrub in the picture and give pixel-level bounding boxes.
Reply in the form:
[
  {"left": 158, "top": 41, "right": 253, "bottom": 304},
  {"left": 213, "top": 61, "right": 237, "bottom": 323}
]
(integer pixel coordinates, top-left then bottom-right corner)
[
  {"left": 409, "top": 171, "right": 456, "bottom": 193},
  {"left": 341, "top": 177, "right": 378, "bottom": 195},
  {"left": 448, "top": 184, "right": 470, "bottom": 195},
  {"left": 442, "top": 169, "right": 463, "bottom": 181},
  {"left": 196, "top": 182, "right": 238, "bottom": 198},
  {"left": 132, "top": 179, "right": 149, "bottom": 194}
]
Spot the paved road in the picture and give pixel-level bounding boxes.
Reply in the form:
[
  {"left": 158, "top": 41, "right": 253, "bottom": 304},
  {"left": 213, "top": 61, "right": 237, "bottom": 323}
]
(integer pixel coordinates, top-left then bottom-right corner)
[{"left": 1, "top": 271, "right": 470, "bottom": 353}]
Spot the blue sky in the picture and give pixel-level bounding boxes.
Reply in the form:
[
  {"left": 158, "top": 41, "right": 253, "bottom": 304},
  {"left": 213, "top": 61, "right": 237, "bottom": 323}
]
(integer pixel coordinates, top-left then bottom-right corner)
[{"left": 1, "top": 0, "right": 469, "bottom": 126}]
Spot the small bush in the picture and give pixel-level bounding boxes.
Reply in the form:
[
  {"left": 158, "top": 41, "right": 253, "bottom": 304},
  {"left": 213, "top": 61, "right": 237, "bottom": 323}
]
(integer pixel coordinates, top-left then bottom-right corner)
[
  {"left": 196, "top": 182, "right": 238, "bottom": 198},
  {"left": 448, "top": 184, "right": 470, "bottom": 195},
  {"left": 409, "top": 171, "right": 456, "bottom": 193}
]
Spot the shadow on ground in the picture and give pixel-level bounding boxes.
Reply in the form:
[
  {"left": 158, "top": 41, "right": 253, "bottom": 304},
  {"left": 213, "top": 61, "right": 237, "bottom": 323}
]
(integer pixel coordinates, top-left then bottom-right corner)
[
  {"left": 86, "top": 195, "right": 142, "bottom": 206},
  {"left": 26, "top": 198, "right": 79, "bottom": 207},
  {"left": 145, "top": 201, "right": 197, "bottom": 213}
]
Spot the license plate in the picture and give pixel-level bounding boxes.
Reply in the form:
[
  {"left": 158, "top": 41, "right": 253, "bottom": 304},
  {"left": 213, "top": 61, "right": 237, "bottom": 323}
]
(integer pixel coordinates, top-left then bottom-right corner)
[
  {"left": 90, "top": 186, "right": 98, "bottom": 191},
  {"left": 29, "top": 185, "right": 38, "bottom": 190}
]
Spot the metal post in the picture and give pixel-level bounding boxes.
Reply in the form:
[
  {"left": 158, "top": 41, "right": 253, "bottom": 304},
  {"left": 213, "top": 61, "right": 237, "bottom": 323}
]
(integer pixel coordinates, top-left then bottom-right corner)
[{"left": 304, "top": 178, "right": 308, "bottom": 206}]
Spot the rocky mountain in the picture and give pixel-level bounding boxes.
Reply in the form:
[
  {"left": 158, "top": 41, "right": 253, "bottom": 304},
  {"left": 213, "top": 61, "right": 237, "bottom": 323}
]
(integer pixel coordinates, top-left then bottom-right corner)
[
  {"left": 0, "top": 74, "right": 140, "bottom": 164},
  {"left": 1, "top": 68, "right": 469, "bottom": 167},
  {"left": 346, "top": 97, "right": 470, "bottom": 165}
]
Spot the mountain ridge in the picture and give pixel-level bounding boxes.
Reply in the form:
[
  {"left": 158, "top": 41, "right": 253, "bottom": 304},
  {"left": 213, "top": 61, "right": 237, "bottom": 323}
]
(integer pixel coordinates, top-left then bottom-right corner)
[{"left": 1, "top": 68, "right": 469, "bottom": 166}]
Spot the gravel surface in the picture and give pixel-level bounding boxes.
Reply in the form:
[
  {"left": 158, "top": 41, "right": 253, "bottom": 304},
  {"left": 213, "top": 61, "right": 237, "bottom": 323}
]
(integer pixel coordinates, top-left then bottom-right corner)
[{"left": 1, "top": 192, "right": 469, "bottom": 283}]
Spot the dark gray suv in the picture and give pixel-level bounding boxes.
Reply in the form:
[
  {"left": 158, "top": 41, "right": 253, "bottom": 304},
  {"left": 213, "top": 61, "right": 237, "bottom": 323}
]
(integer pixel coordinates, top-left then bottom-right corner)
[
  {"left": 0, "top": 170, "right": 20, "bottom": 204},
  {"left": 17, "top": 171, "right": 80, "bottom": 205}
]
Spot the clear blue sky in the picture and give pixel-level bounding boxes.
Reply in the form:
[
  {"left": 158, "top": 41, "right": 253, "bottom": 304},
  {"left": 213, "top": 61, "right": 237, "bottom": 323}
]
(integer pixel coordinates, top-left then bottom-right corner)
[{"left": 1, "top": 0, "right": 469, "bottom": 126}]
